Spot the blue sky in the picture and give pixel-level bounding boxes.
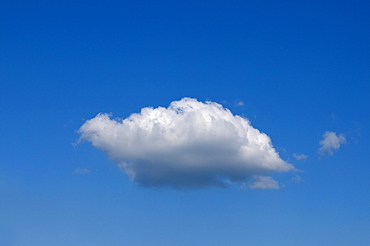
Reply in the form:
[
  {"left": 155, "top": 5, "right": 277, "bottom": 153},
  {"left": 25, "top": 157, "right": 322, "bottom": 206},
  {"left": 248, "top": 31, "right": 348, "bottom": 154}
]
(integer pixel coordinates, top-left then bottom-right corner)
[{"left": 1, "top": 0, "right": 369, "bottom": 245}]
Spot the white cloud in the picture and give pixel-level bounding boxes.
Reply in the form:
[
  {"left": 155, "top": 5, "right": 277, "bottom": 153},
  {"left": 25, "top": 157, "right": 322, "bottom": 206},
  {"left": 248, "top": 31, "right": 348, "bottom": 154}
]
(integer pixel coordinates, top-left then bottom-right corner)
[
  {"left": 78, "top": 98, "right": 294, "bottom": 189},
  {"left": 249, "top": 176, "right": 279, "bottom": 190},
  {"left": 319, "top": 131, "right": 346, "bottom": 156},
  {"left": 293, "top": 153, "right": 308, "bottom": 160},
  {"left": 73, "top": 168, "right": 92, "bottom": 175}
]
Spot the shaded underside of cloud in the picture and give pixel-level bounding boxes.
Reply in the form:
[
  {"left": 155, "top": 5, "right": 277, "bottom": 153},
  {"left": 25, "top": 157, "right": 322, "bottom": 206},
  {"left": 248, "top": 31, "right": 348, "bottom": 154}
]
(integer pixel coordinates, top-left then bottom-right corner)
[
  {"left": 319, "top": 131, "right": 346, "bottom": 156},
  {"left": 78, "top": 98, "right": 294, "bottom": 189}
]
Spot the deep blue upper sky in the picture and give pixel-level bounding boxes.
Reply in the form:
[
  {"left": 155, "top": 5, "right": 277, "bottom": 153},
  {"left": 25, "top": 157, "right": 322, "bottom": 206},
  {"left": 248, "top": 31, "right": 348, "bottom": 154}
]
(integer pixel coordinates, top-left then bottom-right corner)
[{"left": 1, "top": 1, "right": 369, "bottom": 245}]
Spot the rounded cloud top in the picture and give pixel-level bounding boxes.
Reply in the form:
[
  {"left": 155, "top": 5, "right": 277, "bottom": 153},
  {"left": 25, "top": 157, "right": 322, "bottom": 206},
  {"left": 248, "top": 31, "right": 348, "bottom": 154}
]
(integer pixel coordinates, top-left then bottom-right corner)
[{"left": 79, "top": 98, "right": 294, "bottom": 189}]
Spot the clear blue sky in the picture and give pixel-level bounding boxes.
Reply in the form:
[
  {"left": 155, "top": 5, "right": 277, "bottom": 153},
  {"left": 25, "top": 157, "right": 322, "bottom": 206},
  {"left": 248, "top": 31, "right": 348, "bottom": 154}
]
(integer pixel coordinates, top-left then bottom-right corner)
[{"left": 1, "top": 0, "right": 369, "bottom": 245}]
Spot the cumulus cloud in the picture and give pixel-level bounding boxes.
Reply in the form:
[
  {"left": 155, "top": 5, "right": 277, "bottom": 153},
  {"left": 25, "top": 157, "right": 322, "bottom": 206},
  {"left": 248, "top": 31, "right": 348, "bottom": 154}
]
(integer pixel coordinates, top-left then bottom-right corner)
[
  {"left": 78, "top": 98, "right": 294, "bottom": 189},
  {"left": 293, "top": 154, "right": 308, "bottom": 160},
  {"left": 319, "top": 131, "right": 346, "bottom": 156}
]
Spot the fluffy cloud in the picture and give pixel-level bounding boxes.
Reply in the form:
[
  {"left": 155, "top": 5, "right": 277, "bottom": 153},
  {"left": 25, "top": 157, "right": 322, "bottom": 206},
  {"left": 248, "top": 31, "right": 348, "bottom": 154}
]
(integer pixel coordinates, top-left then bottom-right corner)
[
  {"left": 78, "top": 98, "right": 294, "bottom": 189},
  {"left": 319, "top": 131, "right": 346, "bottom": 156}
]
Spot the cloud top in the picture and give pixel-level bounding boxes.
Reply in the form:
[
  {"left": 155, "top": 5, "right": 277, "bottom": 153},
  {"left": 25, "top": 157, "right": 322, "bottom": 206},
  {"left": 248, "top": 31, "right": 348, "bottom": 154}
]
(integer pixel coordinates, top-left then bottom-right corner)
[
  {"left": 319, "top": 131, "right": 346, "bottom": 156},
  {"left": 78, "top": 98, "right": 294, "bottom": 189}
]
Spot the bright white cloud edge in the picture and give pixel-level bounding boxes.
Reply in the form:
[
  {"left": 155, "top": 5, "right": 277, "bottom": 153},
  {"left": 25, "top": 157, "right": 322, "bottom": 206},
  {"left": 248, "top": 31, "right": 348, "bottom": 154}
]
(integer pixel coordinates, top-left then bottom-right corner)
[{"left": 78, "top": 97, "right": 294, "bottom": 189}]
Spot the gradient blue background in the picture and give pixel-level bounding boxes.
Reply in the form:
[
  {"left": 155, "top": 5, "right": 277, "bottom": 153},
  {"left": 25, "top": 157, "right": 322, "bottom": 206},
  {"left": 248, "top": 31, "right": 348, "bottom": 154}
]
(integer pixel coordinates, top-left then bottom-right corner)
[{"left": 1, "top": 1, "right": 369, "bottom": 245}]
